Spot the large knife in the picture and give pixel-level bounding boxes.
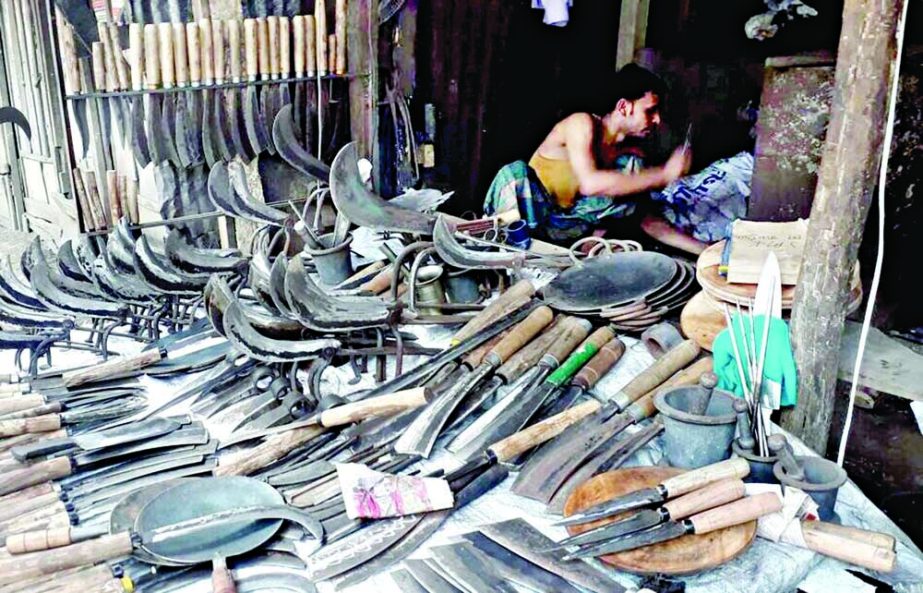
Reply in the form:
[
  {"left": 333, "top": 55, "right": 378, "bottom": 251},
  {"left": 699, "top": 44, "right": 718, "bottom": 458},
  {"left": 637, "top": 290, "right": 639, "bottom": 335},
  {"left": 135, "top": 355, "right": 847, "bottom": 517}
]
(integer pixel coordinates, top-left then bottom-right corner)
[
  {"left": 555, "top": 457, "right": 751, "bottom": 527},
  {"left": 551, "top": 478, "right": 746, "bottom": 550},
  {"left": 0, "top": 396, "right": 146, "bottom": 438},
  {"left": 562, "top": 492, "right": 782, "bottom": 559}
]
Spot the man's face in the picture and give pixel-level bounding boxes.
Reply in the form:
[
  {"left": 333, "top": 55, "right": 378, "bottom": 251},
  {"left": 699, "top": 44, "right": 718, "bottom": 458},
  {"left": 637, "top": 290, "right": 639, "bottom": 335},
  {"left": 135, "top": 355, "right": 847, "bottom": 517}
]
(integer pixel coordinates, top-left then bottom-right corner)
[{"left": 617, "top": 92, "right": 662, "bottom": 137}]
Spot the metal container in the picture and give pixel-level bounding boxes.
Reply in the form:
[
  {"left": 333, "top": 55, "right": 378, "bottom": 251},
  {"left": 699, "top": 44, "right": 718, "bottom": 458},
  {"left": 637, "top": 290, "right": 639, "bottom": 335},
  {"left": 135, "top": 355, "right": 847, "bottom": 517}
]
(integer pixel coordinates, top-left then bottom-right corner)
[
  {"left": 445, "top": 269, "right": 481, "bottom": 304},
  {"left": 732, "top": 440, "right": 779, "bottom": 484},
  {"left": 654, "top": 383, "right": 737, "bottom": 469},
  {"left": 414, "top": 264, "right": 446, "bottom": 315},
  {"left": 773, "top": 456, "right": 847, "bottom": 521},
  {"left": 305, "top": 232, "right": 354, "bottom": 286}
]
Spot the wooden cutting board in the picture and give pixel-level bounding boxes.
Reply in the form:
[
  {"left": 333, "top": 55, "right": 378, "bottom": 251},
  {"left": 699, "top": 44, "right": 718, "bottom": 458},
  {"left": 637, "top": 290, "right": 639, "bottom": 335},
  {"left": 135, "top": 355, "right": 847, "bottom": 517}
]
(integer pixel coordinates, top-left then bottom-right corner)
[
  {"left": 563, "top": 467, "right": 757, "bottom": 575},
  {"left": 680, "top": 291, "right": 726, "bottom": 352}
]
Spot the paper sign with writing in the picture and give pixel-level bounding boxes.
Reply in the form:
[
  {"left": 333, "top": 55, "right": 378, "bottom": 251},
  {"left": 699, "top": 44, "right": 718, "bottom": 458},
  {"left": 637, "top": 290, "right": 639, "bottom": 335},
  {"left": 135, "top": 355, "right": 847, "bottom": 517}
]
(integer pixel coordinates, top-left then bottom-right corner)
[
  {"left": 336, "top": 462, "right": 454, "bottom": 520},
  {"left": 727, "top": 219, "right": 808, "bottom": 285}
]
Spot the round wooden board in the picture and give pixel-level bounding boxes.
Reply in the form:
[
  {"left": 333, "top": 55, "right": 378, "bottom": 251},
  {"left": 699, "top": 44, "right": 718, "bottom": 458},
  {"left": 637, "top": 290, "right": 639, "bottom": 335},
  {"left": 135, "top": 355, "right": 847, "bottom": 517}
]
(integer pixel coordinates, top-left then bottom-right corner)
[
  {"left": 563, "top": 467, "right": 757, "bottom": 575},
  {"left": 680, "top": 291, "right": 726, "bottom": 351},
  {"left": 696, "top": 242, "right": 796, "bottom": 307}
]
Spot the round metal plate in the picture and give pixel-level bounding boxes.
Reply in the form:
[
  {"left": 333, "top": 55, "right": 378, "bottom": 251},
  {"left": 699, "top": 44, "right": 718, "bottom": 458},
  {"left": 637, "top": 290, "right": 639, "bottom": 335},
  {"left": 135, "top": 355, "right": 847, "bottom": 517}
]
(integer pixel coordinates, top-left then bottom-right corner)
[
  {"left": 541, "top": 252, "right": 677, "bottom": 312},
  {"left": 110, "top": 479, "right": 192, "bottom": 565},
  {"left": 134, "top": 476, "right": 284, "bottom": 565}
]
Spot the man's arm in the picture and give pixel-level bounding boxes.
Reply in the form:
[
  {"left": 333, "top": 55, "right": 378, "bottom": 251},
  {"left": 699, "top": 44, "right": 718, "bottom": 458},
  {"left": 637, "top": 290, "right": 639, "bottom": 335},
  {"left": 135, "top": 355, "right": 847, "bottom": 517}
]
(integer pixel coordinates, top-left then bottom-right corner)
[{"left": 565, "top": 114, "right": 688, "bottom": 197}]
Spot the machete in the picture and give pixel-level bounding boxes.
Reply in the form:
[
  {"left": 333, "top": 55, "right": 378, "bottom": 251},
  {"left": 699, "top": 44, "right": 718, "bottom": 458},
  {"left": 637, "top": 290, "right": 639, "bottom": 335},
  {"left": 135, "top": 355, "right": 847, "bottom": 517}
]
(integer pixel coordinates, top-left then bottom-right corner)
[
  {"left": 10, "top": 417, "right": 185, "bottom": 461},
  {"left": 429, "top": 543, "right": 518, "bottom": 593},
  {"left": 459, "top": 531, "right": 583, "bottom": 593},
  {"left": 515, "top": 356, "right": 713, "bottom": 503},
  {"left": 556, "top": 457, "right": 752, "bottom": 527},
  {"left": 551, "top": 478, "right": 746, "bottom": 551},
  {"left": 0, "top": 396, "right": 146, "bottom": 438},
  {"left": 447, "top": 320, "right": 601, "bottom": 459},
  {"left": 394, "top": 306, "right": 554, "bottom": 457},
  {"left": 562, "top": 493, "right": 781, "bottom": 560}
]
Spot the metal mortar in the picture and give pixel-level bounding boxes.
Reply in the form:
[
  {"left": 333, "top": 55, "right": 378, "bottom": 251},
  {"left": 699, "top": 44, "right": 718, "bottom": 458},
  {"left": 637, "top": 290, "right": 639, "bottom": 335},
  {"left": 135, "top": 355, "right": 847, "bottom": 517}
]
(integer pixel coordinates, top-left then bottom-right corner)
[
  {"left": 414, "top": 264, "right": 447, "bottom": 315},
  {"left": 773, "top": 456, "right": 847, "bottom": 521},
  {"left": 732, "top": 440, "right": 780, "bottom": 483},
  {"left": 305, "top": 232, "right": 354, "bottom": 285},
  {"left": 654, "top": 382, "right": 737, "bottom": 469}
]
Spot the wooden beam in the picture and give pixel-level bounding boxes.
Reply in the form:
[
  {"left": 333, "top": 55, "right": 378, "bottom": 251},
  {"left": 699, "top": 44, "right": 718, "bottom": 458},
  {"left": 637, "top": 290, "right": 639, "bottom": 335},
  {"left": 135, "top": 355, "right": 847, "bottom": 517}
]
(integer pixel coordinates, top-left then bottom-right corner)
[
  {"left": 348, "top": 0, "right": 378, "bottom": 179},
  {"left": 616, "top": 0, "right": 649, "bottom": 69},
  {"left": 781, "top": 0, "right": 907, "bottom": 453}
]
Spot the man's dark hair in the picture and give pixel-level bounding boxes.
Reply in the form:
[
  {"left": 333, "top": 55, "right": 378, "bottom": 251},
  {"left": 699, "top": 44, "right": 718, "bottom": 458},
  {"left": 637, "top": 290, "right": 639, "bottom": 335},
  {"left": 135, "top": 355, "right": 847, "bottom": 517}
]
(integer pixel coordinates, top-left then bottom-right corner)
[{"left": 612, "top": 63, "right": 668, "bottom": 102}]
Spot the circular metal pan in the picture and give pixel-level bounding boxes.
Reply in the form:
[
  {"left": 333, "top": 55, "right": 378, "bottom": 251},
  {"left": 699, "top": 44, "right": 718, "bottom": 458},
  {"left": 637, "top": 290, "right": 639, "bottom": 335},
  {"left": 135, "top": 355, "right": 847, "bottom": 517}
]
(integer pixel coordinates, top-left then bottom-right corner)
[
  {"left": 135, "top": 476, "right": 285, "bottom": 565},
  {"left": 541, "top": 252, "right": 677, "bottom": 312}
]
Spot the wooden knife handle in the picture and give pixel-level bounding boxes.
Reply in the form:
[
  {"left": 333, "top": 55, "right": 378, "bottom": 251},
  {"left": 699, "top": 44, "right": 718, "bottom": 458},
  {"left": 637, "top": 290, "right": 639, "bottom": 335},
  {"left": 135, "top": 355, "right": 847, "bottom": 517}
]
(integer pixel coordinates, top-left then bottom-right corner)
[
  {"left": 0, "top": 489, "right": 59, "bottom": 524},
  {"left": 490, "top": 399, "right": 601, "bottom": 463},
  {"left": 495, "top": 316, "right": 563, "bottom": 381},
  {"left": 318, "top": 388, "right": 430, "bottom": 427},
  {"left": 216, "top": 425, "right": 326, "bottom": 477},
  {"left": 279, "top": 16, "right": 291, "bottom": 78},
  {"left": 128, "top": 24, "right": 144, "bottom": 92},
  {"left": 802, "top": 520, "right": 895, "bottom": 551},
  {"left": 256, "top": 18, "right": 270, "bottom": 81},
  {"left": 62, "top": 348, "right": 162, "bottom": 388},
  {"left": 227, "top": 19, "right": 241, "bottom": 83},
  {"left": 96, "top": 23, "right": 117, "bottom": 92},
  {"left": 304, "top": 15, "right": 316, "bottom": 77},
  {"left": 0, "top": 457, "right": 72, "bottom": 497},
  {"left": 487, "top": 306, "right": 554, "bottom": 364},
  {"left": 359, "top": 264, "right": 393, "bottom": 295},
  {"left": 451, "top": 279, "right": 535, "bottom": 345},
  {"left": 266, "top": 16, "right": 279, "bottom": 79},
  {"left": 463, "top": 330, "right": 509, "bottom": 370},
  {"left": 157, "top": 23, "right": 175, "bottom": 89},
  {"left": 292, "top": 15, "right": 306, "bottom": 77},
  {"left": 542, "top": 318, "right": 592, "bottom": 367},
  {"left": 327, "top": 34, "right": 336, "bottom": 75},
  {"left": 611, "top": 339, "right": 700, "bottom": 410},
  {"left": 172, "top": 24, "right": 188, "bottom": 87},
  {"left": 689, "top": 492, "right": 781, "bottom": 534},
  {"left": 0, "top": 415, "right": 63, "bottom": 438},
  {"left": 107, "top": 24, "right": 129, "bottom": 91},
  {"left": 6, "top": 526, "right": 74, "bottom": 554},
  {"left": 625, "top": 357, "right": 714, "bottom": 422},
  {"left": 143, "top": 24, "right": 160, "bottom": 89},
  {"left": 801, "top": 521, "right": 896, "bottom": 572},
  {"left": 335, "top": 0, "right": 347, "bottom": 74},
  {"left": 314, "top": 0, "right": 328, "bottom": 76},
  {"left": 0, "top": 394, "right": 44, "bottom": 415},
  {"left": 662, "top": 478, "right": 746, "bottom": 520},
  {"left": 211, "top": 20, "right": 226, "bottom": 84},
  {"left": 199, "top": 19, "right": 214, "bottom": 86},
  {"left": 0, "top": 481, "right": 53, "bottom": 506},
  {"left": 661, "top": 457, "right": 751, "bottom": 499},
  {"left": 90, "top": 42, "right": 105, "bottom": 93},
  {"left": 0, "top": 531, "right": 133, "bottom": 586},
  {"left": 243, "top": 19, "right": 258, "bottom": 82},
  {"left": 186, "top": 22, "right": 202, "bottom": 86},
  {"left": 572, "top": 336, "right": 624, "bottom": 391}
]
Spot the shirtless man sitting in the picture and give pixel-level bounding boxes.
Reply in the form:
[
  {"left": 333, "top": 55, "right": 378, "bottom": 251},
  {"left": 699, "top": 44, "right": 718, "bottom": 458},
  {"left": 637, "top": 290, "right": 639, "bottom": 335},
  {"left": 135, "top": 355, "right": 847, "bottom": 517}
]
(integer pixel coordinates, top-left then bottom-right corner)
[{"left": 484, "top": 64, "right": 692, "bottom": 243}]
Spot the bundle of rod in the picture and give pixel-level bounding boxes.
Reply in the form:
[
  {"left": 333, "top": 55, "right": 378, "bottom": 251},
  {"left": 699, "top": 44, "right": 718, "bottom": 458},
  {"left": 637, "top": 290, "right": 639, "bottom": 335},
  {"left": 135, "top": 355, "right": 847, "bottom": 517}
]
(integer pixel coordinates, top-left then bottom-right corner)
[{"left": 721, "top": 297, "right": 772, "bottom": 456}]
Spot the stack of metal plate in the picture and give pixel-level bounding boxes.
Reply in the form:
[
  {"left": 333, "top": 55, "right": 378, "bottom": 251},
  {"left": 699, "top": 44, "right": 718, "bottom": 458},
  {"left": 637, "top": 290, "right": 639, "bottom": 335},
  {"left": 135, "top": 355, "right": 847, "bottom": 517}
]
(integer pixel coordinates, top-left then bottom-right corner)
[{"left": 541, "top": 251, "right": 696, "bottom": 330}]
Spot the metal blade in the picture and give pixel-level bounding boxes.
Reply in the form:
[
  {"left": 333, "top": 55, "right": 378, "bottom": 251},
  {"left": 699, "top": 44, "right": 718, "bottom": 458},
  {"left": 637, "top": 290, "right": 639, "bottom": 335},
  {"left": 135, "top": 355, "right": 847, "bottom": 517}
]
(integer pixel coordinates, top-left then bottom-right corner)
[
  {"left": 201, "top": 89, "right": 218, "bottom": 167},
  {"left": 393, "top": 364, "right": 492, "bottom": 457},
  {"left": 512, "top": 401, "right": 629, "bottom": 502},
  {"left": 173, "top": 90, "right": 195, "bottom": 168},
  {"left": 226, "top": 88, "right": 252, "bottom": 160},
  {"left": 212, "top": 88, "right": 236, "bottom": 162},
  {"left": 553, "top": 508, "right": 666, "bottom": 550},
  {"left": 429, "top": 543, "right": 518, "bottom": 593},
  {"left": 161, "top": 94, "right": 184, "bottom": 167},
  {"left": 390, "top": 568, "right": 429, "bottom": 593},
  {"left": 61, "top": 395, "right": 147, "bottom": 424},
  {"left": 72, "top": 458, "right": 218, "bottom": 510},
  {"left": 72, "top": 416, "right": 183, "bottom": 452},
  {"left": 73, "top": 424, "right": 209, "bottom": 467},
  {"left": 555, "top": 486, "right": 664, "bottom": 527},
  {"left": 404, "top": 559, "right": 463, "bottom": 593},
  {"left": 272, "top": 103, "right": 331, "bottom": 180},
  {"left": 479, "top": 519, "right": 625, "bottom": 593},
  {"left": 261, "top": 86, "right": 279, "bottom": 154},
  {"left": 562, "top": 520, "right": 688, "bottom": 560},
  {"left": 243, "top": 85, "right": 270, "bottom": 154},
  {"left": 129, "top": 95, "right": 152, "bottom": 165},
  {"left": 145, "top": 94, "right": 166, "bottom": 164},
  {"left": 459, "top": 531, "right": 582, "bottom": 593},
  {"left": 184, "top": 91, "right": 205, "bottom": 165}
]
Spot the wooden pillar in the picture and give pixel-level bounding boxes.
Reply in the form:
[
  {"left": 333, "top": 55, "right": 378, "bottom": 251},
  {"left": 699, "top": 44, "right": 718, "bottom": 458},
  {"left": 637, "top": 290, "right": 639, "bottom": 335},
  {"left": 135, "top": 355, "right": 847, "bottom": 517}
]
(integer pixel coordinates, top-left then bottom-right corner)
[
  {"left": 348, "top": 0, "right": 378, "bottom": 176},
  {"left": 616, "top": 0, "right": 649, "bottom": 69},
  {"left": 781, "top": 0, "right": 906, "bottom": 453}
]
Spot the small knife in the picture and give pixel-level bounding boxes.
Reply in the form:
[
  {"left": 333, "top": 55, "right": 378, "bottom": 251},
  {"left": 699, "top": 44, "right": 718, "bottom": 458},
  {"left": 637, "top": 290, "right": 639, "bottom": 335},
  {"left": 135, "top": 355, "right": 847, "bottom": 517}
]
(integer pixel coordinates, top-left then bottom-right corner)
[
  {"left": 556, "top": 457, "right": 750, "bottom": 526},
  {"left": 562, "top": 492, "right": 782, "bottom": 559},
  {"left": 551, "top": 478, "right": 746, "bottom": 549}
]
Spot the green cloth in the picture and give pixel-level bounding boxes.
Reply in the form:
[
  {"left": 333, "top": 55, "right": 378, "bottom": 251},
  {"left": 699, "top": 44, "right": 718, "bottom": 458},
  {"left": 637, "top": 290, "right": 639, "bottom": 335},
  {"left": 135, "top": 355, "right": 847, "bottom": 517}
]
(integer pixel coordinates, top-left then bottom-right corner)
[{"left": 712, "top": 314, "right": 798, "bottom": 407}]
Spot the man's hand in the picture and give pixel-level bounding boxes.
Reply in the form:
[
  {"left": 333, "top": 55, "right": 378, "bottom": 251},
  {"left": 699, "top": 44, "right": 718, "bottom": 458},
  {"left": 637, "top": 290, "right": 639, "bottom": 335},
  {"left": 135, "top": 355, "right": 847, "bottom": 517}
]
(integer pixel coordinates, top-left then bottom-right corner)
[{"left": 662, "top": 146, "right": 692, "bottom": 185}]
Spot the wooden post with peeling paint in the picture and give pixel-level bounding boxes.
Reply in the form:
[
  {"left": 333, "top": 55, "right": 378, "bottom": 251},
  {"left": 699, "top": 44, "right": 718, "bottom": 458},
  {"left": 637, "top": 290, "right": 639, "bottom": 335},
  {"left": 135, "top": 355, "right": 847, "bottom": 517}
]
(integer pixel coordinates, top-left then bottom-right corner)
[{"left": 782, "top": 0, "right": 906, "bottom": 453}]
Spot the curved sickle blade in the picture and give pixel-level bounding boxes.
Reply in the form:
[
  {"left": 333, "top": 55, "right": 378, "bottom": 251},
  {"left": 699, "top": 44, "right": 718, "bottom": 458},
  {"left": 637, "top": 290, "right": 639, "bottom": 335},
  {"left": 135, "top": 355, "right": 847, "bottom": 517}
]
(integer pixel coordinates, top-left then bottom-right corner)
[
  {"left": 271, "top": 103, "right": 330, "bottom": 181},
  {"left": 330, "top": 143, "right": 436, "bottom": 235},
  {"left": 244, "top": 85, "right": 271, "bottom": 155},
  {"left": 0, "top": 106, "right": 31, "bottom": 140}
]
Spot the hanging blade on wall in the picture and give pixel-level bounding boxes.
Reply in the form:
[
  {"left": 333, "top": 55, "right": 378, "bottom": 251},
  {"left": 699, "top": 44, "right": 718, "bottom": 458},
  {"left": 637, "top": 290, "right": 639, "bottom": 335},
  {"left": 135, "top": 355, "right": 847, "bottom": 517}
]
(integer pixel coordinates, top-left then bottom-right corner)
[
  {"left": 242, "top": 18, "right": 271, "bottom": 155},
  {"left": 128, "top": 23, "right": 152, "bottom": 166},
  {"left": 226, "top": 19, "right": 253, "bottom": 160},
  {"left": 210, "top": 18, "right": 236, "bottom": 162},
  {"left": 198, "top": 18, "right": 219, "bottom": 167}
]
